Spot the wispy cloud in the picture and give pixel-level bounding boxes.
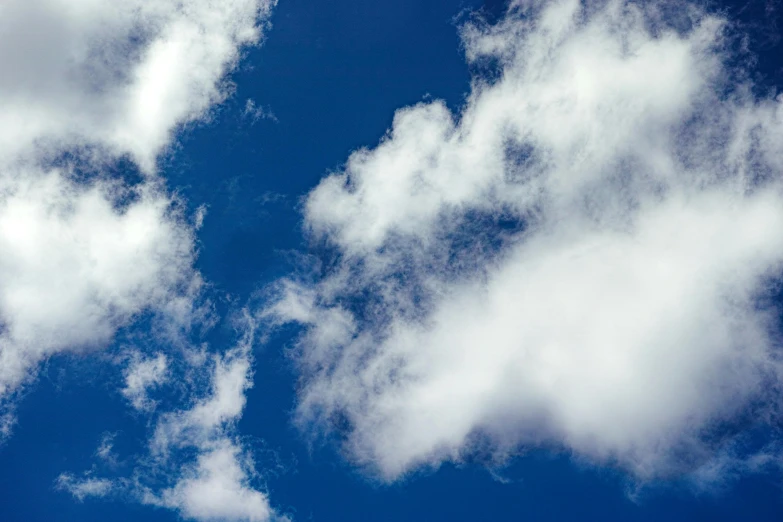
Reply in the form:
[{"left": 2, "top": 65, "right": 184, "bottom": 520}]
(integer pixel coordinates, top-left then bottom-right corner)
[
  {"left": 56, "top": 473, "right": 115, "bottom": 502},
  {"left": 144, "top": 318, "right": 282, "bottom": 521},
  {"left": 244, "top": 99, "right": 279, "bottom": 124},
  {"left": 122, "top": 352, "right": 169, "bottom": 411},
  {"left": 59, "top": 315, "right": 287, "bottom": 521}
]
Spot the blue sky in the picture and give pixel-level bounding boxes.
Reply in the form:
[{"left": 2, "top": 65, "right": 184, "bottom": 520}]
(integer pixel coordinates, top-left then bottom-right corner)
[{"left": 2, "top": 0, "right": 783, "bottom": 521}]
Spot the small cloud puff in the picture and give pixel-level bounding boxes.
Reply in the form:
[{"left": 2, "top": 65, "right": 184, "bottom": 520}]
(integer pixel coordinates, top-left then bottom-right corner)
[
  {"left": 244, "top": 99, "right": 279, "bottom": 124},
  {"left": 122, "top": 353, "right": 169, "bottom": 411},
  {"left": 56, "top": 474, "right": 114, "bottom": 502}
]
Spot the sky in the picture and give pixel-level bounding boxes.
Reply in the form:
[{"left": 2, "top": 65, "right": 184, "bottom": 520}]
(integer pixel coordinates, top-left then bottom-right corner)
[{"left": 2, "top": 0, "right": 783, "bottom": 521}]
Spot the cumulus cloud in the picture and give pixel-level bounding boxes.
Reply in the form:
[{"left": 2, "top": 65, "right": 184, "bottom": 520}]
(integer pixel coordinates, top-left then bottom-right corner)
[
  {"left": 158, "top": 441, "right": 276, "bottom": 522},
  {"left": 0, "top": 162, "right": 198, "bottom": 427},
  {"left": 0, "top": 0, "right": 275, "bottom": 432},
  {"left": 0, "top": 0, "right": 275, "bottom": 171},
  {"left": 268, "top": 0, "right": 783, "bottom": 484}
]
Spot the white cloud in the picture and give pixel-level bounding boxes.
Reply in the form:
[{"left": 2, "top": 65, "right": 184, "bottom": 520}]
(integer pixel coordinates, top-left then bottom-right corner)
[
  {"left": 0, "top": 174, "right": 195, "bottom": 406},
  {"left": 1, "top": 0, "right": 281, "bottom": 518},
  {"left": 0, "top": 0, "right": 276, "bottom": 171},
  {"left": 0, "top": 0, "right": 276, "bottom": 433},
  {"left": 56, "top": 473, "right": 114, "bottom": 502},
  {"left": 139, "top": 317, "right": 284, "bottom": 522},
  {"left": 151, "top": 343, "right": 253, "bottom": 454},
  {"left": 244, "top": 99, "right": 279, "bottom": 124},
  {"left": 59, "top": 317, "right": 285, "bottom": 521},
  {"left": 122, "top": 353, "right": 169, "bottom": 411},
  {"left": 159, "top": 441, "right": 275, "bottom": 522},
  {"left": 268, "top": 0, "right": 783, "bottom": 485},
  {"left": 95, "top": 432, "right": 120, "bottom": 468}
]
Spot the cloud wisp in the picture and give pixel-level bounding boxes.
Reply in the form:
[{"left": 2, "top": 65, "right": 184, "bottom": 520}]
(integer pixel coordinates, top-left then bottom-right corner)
[
  {"left": 267, "top": 0, "right": 783, "bottom": 485},
  {"left": 144, "top": 317, "right": 284, "bottom": 522},
  {"left": 60, "top": 315, "right": 287, "bottom": 521},
  {"left": 122, "top": 352, "right": 169, "bottom": 411}
]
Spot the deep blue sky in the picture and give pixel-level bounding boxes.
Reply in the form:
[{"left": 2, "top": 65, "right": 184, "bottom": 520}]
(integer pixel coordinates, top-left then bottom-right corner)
[{"left": 2, "top": 0, "right": 783, "bottom": 521}]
